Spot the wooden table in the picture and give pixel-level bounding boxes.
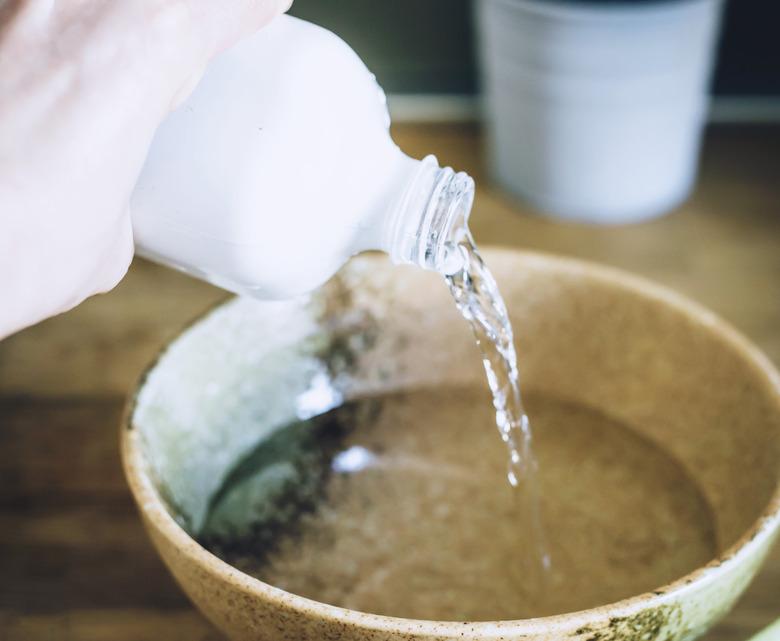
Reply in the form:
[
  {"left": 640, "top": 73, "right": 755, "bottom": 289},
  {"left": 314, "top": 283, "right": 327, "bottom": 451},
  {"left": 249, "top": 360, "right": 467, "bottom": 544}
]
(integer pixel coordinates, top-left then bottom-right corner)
[{"left": 1, "top": 124, "right": 778, "bottom": 640}]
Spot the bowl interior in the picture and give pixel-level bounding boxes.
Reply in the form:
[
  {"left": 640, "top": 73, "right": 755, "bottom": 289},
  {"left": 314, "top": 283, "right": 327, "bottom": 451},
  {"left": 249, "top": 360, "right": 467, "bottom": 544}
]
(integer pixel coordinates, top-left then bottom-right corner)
[{"left": 130, "top": 251, "right": 780, "bottom": 620}]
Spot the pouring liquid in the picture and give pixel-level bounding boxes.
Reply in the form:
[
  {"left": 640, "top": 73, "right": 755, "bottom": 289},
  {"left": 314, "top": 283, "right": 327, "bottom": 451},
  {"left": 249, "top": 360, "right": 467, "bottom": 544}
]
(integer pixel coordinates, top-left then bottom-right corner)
[{"left": 444, "top": 233, "right": 551, "bottom": 577}]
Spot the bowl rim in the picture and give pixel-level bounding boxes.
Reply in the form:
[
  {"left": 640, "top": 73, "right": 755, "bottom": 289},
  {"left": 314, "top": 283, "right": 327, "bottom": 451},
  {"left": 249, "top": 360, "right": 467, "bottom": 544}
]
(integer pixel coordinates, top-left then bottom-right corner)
[{"left": 121, "top": 248, "right": 780, "bottom": 637}]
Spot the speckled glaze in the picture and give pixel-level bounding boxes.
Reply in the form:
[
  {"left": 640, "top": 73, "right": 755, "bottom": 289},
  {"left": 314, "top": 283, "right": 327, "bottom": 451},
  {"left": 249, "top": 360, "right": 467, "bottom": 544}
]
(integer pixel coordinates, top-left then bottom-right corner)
[{"left": 122, "top": 250, "right": 780, "bottom": 641}]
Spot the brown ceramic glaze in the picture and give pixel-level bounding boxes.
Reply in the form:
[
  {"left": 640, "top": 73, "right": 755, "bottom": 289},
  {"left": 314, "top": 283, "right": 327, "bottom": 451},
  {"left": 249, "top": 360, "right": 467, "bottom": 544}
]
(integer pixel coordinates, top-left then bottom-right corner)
[{"left": 122, "top": 249, "right": 780, "bottom": 641}]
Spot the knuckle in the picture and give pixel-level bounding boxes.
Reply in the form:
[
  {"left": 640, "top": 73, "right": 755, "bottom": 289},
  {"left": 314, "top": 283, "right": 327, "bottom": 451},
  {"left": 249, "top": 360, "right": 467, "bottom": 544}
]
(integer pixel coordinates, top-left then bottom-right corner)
[{"left": 96, "top": 219, "right": 134, "bottom": 294}]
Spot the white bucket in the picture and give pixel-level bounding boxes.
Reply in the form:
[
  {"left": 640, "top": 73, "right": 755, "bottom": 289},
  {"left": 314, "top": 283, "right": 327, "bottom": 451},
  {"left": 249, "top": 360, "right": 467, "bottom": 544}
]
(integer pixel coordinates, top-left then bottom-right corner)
[{"left": 475, "top": 0, "right": 724, "bottom": 223}]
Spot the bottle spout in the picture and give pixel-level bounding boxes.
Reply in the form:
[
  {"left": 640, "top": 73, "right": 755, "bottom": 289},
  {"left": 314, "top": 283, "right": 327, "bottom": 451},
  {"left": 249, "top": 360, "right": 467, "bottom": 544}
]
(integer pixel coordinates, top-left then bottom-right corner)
[{"left": 386, "top": 155, "right": 475, "bottom": 276}]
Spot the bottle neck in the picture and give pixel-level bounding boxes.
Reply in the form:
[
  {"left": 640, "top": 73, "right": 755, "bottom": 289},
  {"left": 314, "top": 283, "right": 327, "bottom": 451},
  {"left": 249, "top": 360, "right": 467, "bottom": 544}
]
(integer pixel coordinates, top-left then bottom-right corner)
[{"left": 385, "top": 155, "right": 475, "bottom": 275}]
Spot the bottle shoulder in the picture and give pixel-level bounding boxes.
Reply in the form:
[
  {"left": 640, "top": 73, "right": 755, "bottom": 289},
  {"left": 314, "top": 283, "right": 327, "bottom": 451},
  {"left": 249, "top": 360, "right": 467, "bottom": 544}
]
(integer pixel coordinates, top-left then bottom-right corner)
[
  {"left": 131, "top": 16, "right": 419, "bottom": 298},
  {"left": 134, "top": 22, "right": 398, "bottom": 242}
]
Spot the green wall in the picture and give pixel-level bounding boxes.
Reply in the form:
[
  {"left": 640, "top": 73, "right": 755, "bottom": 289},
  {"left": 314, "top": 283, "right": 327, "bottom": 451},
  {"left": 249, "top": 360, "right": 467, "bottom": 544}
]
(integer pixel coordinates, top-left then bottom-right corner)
[
  {"left": 289, "top": 0, "right": 476, "bottom": 94},
  {"left": 289, "top": 0, "right": 780, "bottom": 97}
]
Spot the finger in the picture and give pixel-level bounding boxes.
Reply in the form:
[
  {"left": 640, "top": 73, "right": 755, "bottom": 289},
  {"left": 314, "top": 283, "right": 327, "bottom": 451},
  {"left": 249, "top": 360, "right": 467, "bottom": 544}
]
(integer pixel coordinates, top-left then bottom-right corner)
[
  {"left": 92, "top": 210, "right": 135, "bottom": 295},
  {"left": 2, "top": 0, "right": 54, "bottom": 35},
  {"left": 33, "top": 210, "right": 134, "bottom": 323},
  {"left": 169, "top": 63, "right": 207, "bottom": 111}
]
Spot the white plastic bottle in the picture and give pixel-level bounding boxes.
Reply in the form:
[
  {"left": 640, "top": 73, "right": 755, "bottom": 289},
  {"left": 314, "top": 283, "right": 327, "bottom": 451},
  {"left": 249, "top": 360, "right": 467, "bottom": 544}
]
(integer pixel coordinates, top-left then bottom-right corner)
[{"left": 131, "top": 15, "right": 474, "bottom": 299}]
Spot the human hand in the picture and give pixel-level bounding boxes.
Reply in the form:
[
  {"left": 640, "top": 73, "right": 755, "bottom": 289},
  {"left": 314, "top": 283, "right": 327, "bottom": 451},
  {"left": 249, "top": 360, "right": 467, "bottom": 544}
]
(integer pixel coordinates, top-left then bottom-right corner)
[{"left": 0, "top": 0, "right": 291, "bottom": 338}]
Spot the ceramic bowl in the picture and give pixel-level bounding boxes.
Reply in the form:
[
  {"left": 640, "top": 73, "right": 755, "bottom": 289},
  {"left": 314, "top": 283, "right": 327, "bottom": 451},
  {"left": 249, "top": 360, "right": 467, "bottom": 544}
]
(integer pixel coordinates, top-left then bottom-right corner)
[{"left": 122, "top": 249, "right": 780, "bottom": 641}]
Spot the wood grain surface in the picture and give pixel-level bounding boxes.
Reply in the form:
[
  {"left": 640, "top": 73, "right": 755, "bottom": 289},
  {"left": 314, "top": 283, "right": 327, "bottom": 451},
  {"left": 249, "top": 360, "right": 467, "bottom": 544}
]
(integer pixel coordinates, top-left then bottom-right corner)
[{"left": 1, "top": 124, "right": 778, "bottom": 640}]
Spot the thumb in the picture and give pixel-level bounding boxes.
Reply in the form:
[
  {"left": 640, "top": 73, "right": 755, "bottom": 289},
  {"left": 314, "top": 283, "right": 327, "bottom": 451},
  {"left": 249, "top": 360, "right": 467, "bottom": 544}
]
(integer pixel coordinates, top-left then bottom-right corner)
[
  {"left": 186, "top": 0, "right": 292, "bottom": 58},
  {"left": 168, "top": 0, "right": 292, "bottom": 110}
]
